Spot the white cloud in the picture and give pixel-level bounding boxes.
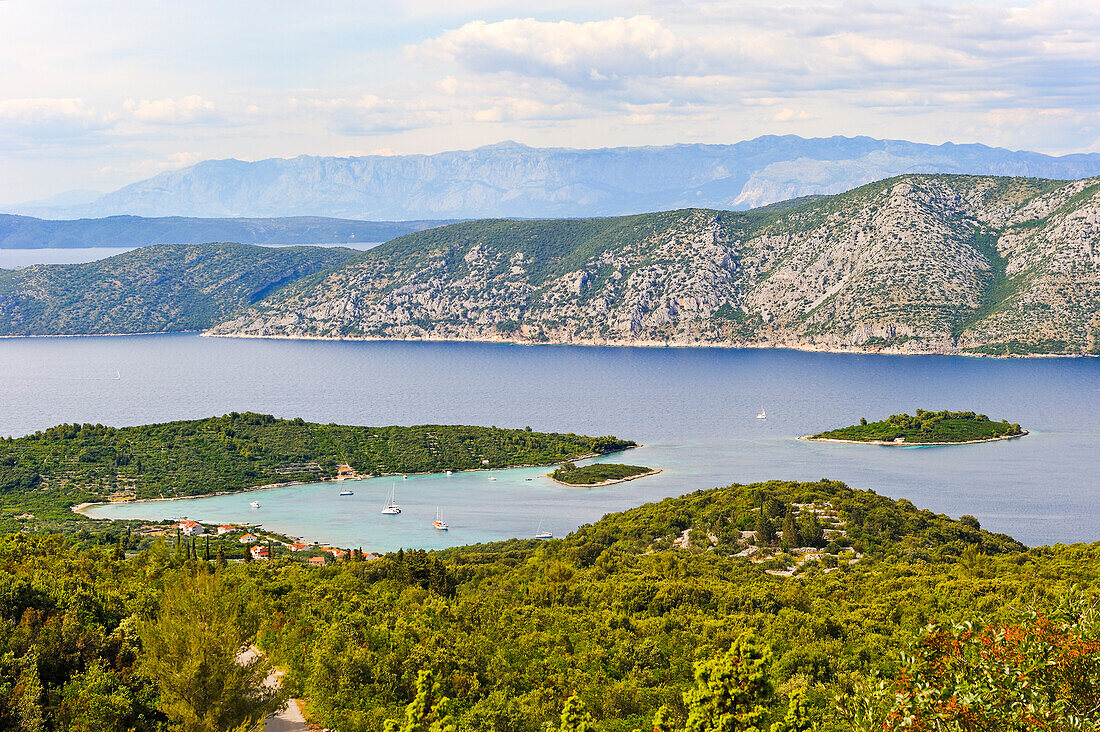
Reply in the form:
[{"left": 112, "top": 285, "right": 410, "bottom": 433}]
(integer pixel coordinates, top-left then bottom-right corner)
[
  {"left": 124, "top": 95, "right": 221, "bottom": 125},
  {"left": 0, "top": 98, "right": 113, "bottom": 140},
  {"left": 416, "top": 16, "right": 695, "bottom": 87}
]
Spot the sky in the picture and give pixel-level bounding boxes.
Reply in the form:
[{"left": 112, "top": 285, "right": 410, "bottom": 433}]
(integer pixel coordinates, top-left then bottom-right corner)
[{"left": 1, "top": 0, "right": 1098, "bottom": 204}]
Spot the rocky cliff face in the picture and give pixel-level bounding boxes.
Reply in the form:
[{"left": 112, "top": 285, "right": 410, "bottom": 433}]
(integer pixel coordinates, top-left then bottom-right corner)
[{"left": 210, "top": 175, "right": 1100, "bottom": 355}]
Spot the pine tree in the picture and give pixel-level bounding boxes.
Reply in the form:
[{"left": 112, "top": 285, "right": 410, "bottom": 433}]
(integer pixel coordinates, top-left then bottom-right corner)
[
  {"left": 383, "top": 669, "right": 454, "bottom": 732},
  {"left": 113, "top": 536, "right": 125, "bottom": 561},
  {"left": 559, "top": 696, "right": 596, "bottom": 732},
  {"left": 137, "top": 573, "right": 285, "bottom": 730},
  {"left": 216, "top": 542, "right": 227, "bottom": 569}
]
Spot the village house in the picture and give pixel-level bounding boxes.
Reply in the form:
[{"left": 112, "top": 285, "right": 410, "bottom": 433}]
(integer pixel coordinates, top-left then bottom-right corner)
[
  {"left": 179, "top": 520, "right": 205, "bottom": 536},
  {"left": 308, "top": 555, "right": 327, "bottom": 567},
  {"left": 289, "top": 542, "right": 310, "bottom": 552},
  {"left": 239, "top": 533, "right": 258, "bottom": 544},
  {"left": 250, "top": 545, "right": 269, "bottom": 561},
  {"left": 217, "top": 525, "right": 238, "bottom": 535}
]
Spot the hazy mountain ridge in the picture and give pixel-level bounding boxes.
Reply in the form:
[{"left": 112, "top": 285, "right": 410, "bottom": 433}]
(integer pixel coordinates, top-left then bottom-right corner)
[
  {"left": 0, "top": 244, "right": 362, "bottom": 335},
  {"left": 0, "top": 214, "right": 446, "bottom": 249},
  {"left": 23, "top": 136, "right": 1100, "bottom": 220},
  {"left": 210, "top": 174, "right": 1100, "bottom": 355}
]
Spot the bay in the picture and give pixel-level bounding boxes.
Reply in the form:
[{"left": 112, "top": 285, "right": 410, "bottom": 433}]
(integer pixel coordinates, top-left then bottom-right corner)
[{"left": 2, "top": 333, "right": 1097, "bottom": 548}]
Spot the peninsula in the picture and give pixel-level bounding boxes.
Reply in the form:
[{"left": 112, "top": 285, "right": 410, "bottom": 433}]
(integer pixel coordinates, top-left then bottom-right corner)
[
  {"left": 550, "top": 462, "right": 661, "bottom": 486},
  {"left": 0, "top": 414, "right": 635, "bottom": 534},
  {"left": 803, "top": 409, "right": 1026, "bottom": 445}
]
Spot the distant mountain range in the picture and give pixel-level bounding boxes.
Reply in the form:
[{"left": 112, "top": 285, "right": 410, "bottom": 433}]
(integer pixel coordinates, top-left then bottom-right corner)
[
  {"left": 0, "top": 215, "right": 446, "bottom": 249},
  {"left": 4, "top": 174, "right": 1097, "bottom": 355},
  {"left": 10, "top": 136, "right": 1100, "bottom": 220}
]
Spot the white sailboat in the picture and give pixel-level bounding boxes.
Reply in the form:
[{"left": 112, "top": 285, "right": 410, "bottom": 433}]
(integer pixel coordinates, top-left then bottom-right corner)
[
  {"left": 381, "top": 485, "right": 401, "bottom": 514},
  {"left": 756, "top": 405, "right": 767, "bottom": 419},
  {"left": 534, "top": 520, "right": 553, "bottom": 540},
  {"left": 113, "top": 370, "right": 121, "bottom": 380},
  {"left": 433, "top": 507, "right": 448, "bottom": 530}
]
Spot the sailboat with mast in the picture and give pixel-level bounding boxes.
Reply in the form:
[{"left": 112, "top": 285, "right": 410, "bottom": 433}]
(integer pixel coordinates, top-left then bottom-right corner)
[
  {"left": 433, "top": 507, "right": 448, "bottom": 531},
  {"left": 381, "top": 485, "right": 401, "bottom": 515},
  {"left": 534, "top": 520, "right": 552, "bottom": 540},
  {"left": 756, "top": 405, "right": 767, "bottom": 419}
]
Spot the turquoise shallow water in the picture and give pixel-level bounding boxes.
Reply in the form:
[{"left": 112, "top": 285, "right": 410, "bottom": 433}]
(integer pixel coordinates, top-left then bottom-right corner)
[{"left": 3, "top": 333, "right": 1098, "bottom": 547}]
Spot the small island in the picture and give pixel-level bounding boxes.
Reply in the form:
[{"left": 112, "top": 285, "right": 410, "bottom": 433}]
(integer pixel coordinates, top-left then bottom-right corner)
[
  {"left": 803, "top": 409, "right": 1026, "bottom": 445},
  {"left": 550, "top": 462, "right": 661, "bottom": 486}
]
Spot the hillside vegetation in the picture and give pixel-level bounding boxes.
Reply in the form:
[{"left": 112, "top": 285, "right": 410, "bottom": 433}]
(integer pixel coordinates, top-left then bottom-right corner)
[
  {"left": 212, "top": 174, "right": 1100, "bottom": 356},
  {"left": 6, "top": 478, "right": 1099, "bottom": 731},
  {"left": 0, "top": 243, "right": 361, "bottom": 335},
  {"left": 810, "top": 409, "right": 1024, "bottom": 443},
  {"left": 0, "top": 413, "right": 633, "bottom": 530}
]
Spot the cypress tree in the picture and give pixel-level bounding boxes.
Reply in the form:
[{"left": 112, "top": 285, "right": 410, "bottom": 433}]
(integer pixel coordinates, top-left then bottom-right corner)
[
  {"left": 216, "top": 542, "right": 227, "bottom": 569},
  {"left": 203, "top": 536, "right": 211, "bottom": 561},
  {"left": 782, "top": 509, "right": 801, "bottom": 548},
  {"left": 754, "top": 510, "right": 775, "bottom": 546}
]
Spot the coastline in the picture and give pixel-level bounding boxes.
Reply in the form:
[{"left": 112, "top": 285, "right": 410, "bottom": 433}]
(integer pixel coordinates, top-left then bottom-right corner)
[
  {"left": 551, "top": 467, "right": 663, "bottom": 488},
  {"left": 798, "top": 430, "right": 1029, "bottom": 447},
  {"left": 72, "top": 446, "right": 639, "bottom": 517},
  {"left": 202, "top": 330, "right": 1095, "bottom": 360}
]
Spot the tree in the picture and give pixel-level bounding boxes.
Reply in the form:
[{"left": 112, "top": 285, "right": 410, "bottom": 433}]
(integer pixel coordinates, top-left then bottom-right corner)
[
  {"left": 137, "top": 572, "right": 285, "bottom": 732},
  {"left": 781, "top": 509, "right": 800, "bottom": 548},
  {"left": 57, "top": 661, "right": 136, "bottom": 732},
  {"left": 13, "top": 651, "right": 45, "bottom": 732},
  {"left": 679, "top": 635, "right": 808, "bottom": 732},
  {"left": 217, "top": 542, "right": 227, "bottom": 569},
  {"left": 204, "top": 536, "right": 211, "bottom": 561},
  {"left": 559, "top": 696, "right": 596, "bottom": 732},
  {"left": 799, "top": 512, "right": 824, "bottom": 548},
  {"left": 113, "top": 536, "right": 125, "bottom": 561},
  {"left": 754, "top": 510, "right": 775, "bottom": 546},
  {"left": 841, "top": 593, "right": 1100, "bottom": 731},
  {"left": 384, "top": 669, "right": 454, "bottom": 732}
]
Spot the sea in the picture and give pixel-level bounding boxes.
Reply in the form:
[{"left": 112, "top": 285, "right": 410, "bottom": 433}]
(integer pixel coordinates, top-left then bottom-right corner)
[{"left": 1, "top": 333, "right": 1096, "bottom": 550}]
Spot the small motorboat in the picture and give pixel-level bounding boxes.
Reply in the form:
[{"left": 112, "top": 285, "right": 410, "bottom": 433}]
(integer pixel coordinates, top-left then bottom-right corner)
[
  {"left": 250, "top": 500, "right": 261, "bottom": 509},
  {"left": 339, "top": 489, "right": 354, "bottom": 496}
]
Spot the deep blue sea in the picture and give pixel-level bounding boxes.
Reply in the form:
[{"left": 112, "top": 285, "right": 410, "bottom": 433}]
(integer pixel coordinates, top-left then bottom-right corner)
[{"left": 2, "top": 334, "right": 1096, "bottom": 549}]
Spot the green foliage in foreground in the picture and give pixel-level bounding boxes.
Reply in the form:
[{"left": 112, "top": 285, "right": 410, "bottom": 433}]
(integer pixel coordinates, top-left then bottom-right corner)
[
  {"left": 2, "top": 479, "right": 1099, "bottom": 732},
  {"left": 551, "top": 463, "right": 652, "bottom": 485},
  {"left": 0, "top": 413, "right": 634, "bottom": 528},
  {"left": 811, "top": 409, "right": 1023, "bottom": 443}
]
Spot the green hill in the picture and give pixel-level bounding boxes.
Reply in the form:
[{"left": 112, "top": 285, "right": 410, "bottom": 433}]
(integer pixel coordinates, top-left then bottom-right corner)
[
  {"left": 7, "top": 478, "right": 1093, "bottom": 731},
  {"left": 0, "top": 243, "right": 361, "bottom": 335}
]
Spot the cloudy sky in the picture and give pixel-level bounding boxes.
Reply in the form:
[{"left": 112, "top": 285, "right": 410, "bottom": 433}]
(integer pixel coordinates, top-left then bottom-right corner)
[{"left": 1, "top": 0, "right": 1097, "bottom": 204}]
